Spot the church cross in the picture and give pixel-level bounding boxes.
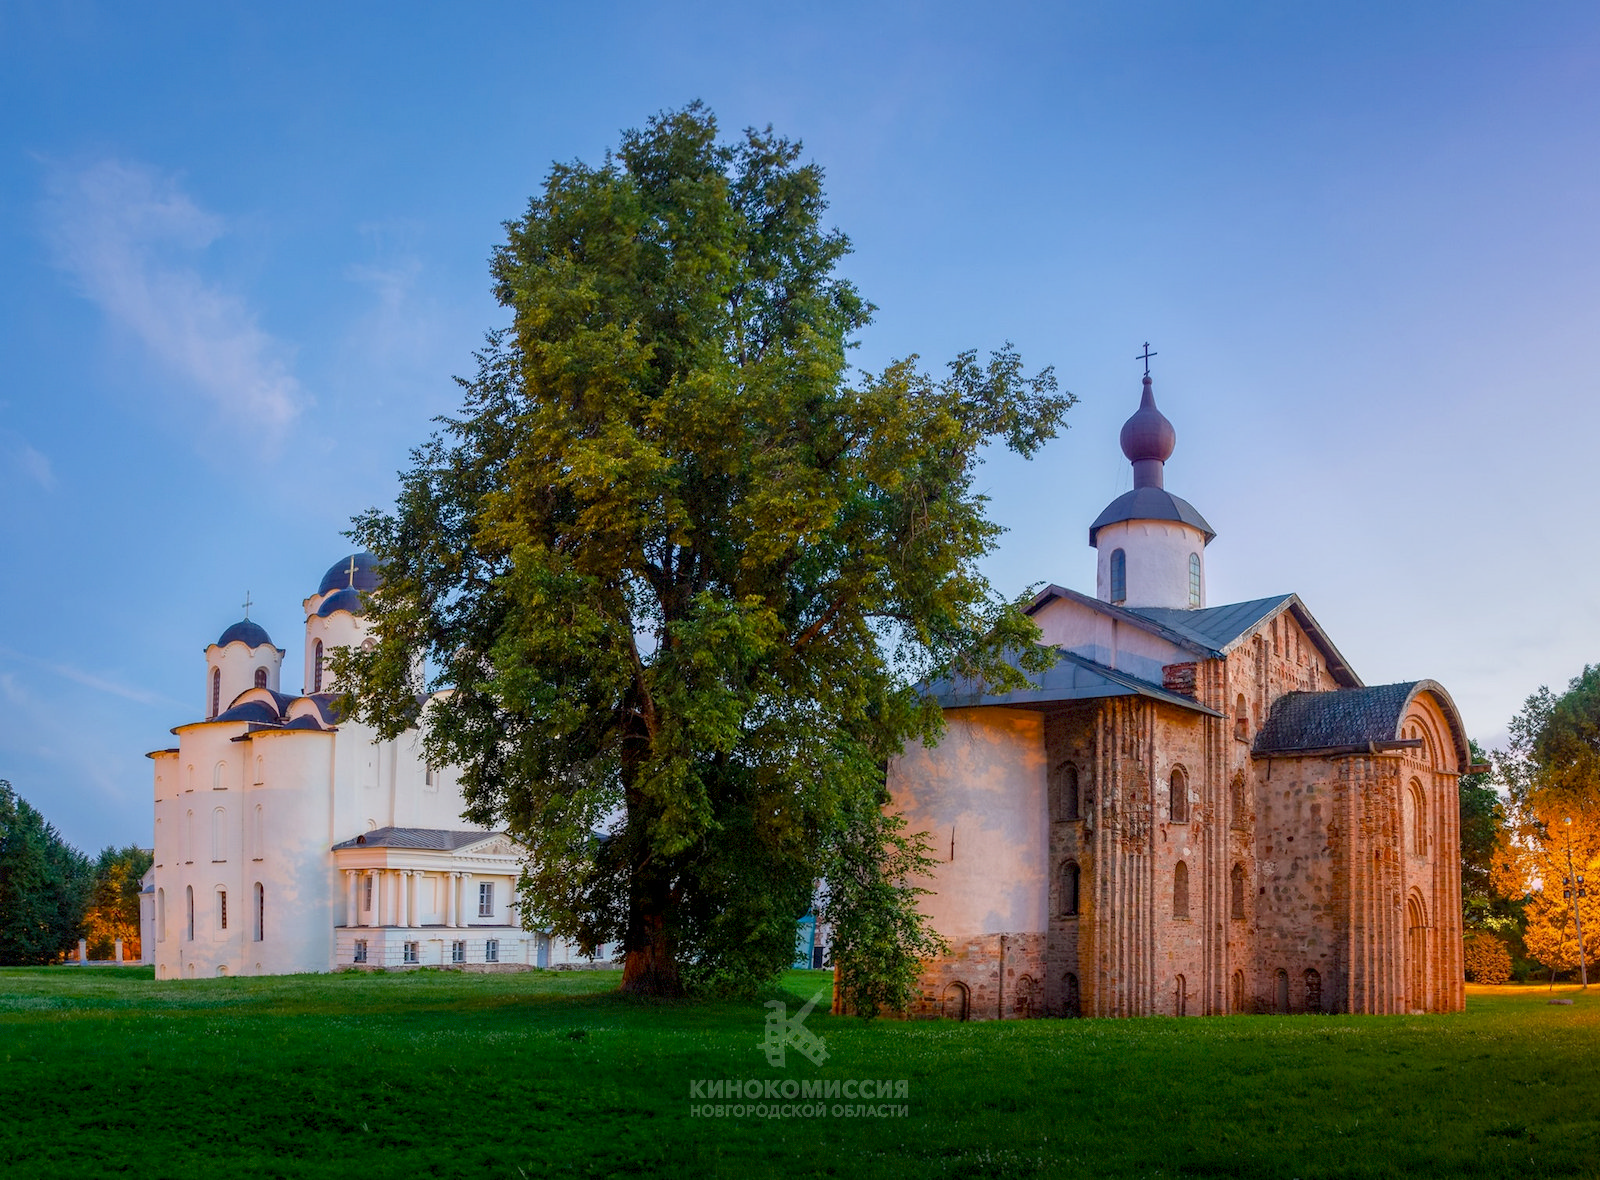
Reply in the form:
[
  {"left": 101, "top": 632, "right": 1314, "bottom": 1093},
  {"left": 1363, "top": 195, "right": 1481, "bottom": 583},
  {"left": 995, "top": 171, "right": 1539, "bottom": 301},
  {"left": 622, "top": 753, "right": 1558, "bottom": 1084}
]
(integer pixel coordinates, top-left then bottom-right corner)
[
  {"left": 1136, "top": 342, "right": 1157, "bottom": 376},
  {"left": 345, "top": 556, "right": 359, "bottom": 588},
  {"left": 242, "top": 591, "right": 253, "bottom": 619}
]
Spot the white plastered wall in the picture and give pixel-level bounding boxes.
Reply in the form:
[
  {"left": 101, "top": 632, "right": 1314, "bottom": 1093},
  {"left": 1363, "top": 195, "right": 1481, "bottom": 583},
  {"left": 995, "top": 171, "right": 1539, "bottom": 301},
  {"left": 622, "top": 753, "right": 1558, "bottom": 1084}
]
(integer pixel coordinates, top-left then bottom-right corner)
[
  {"left": 205, "top": 641, "right": 284, "bottom": 717},
  {"left": 1095, "top": 519, "right": 1209, "bottom": 611}
]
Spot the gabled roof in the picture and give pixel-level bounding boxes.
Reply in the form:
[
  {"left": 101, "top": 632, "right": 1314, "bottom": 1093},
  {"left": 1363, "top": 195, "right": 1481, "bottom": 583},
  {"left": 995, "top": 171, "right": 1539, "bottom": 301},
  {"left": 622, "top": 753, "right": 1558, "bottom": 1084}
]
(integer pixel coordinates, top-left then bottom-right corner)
[
  {"left": 1025, "top": 586, "right": 1362, "bottom": 688},
  {"left": 929, "top": 646, "right": 1221, "bottom": 716},
  {"left": 1254, "top": 680, "right": 1471, "bottom": 764},
  {"left": 331, "top": 827, "right": 501, "bottom": 852}
]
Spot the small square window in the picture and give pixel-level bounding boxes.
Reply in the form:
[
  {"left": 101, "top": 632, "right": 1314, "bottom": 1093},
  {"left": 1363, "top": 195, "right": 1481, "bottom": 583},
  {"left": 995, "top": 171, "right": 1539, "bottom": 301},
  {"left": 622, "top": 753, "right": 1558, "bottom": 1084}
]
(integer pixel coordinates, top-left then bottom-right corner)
[
  {"left": 485, "top": 939, "right": 499, "bottom": 963},
  {"left": 403, "top": 941, "right": 418, "bottom": 964},
  {"left": 353, "top": 939, "right": 368, "bottom": 964},
  {"left": 451, "top": 940, "right": 466, "bottom": 964}
]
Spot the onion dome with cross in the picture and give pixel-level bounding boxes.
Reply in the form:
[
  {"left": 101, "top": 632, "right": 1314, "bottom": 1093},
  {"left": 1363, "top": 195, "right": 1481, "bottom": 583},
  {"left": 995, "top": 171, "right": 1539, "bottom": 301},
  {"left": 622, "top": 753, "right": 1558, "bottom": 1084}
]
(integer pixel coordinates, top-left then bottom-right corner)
[{"left": 301, "top": 553, "right": 383, "bottom": 696}]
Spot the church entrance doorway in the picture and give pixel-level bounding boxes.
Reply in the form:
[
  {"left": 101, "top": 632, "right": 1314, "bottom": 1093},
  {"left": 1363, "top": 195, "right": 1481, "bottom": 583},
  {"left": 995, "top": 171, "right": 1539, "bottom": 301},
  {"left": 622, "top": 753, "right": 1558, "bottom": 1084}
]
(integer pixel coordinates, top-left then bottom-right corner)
[
  {"left": 941, "top": 981, "right": 970, "bottom": 1022},
  {"left": 1407, "top": 893, "right": 1428, "bottom": 1011}
]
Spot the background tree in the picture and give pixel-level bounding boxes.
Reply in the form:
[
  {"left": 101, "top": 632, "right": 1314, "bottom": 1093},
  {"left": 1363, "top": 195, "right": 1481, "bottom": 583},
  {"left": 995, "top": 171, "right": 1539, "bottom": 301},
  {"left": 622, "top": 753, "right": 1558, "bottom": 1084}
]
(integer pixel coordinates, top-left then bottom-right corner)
[
  {"left": 0, "top": 780, "right": 93, "bottom": 965},
  {"left": 1491, "top": 667, "right": 1600, "bottom": 980},
  {"left": 338, "top": 103, "right": 1071, "bottom": 999},
  {"left": 1460, "top": 738, "right": 1520, "bottom": 936},
  {"left": 83, "top": 844, "right": 153, "bottom": 961}
]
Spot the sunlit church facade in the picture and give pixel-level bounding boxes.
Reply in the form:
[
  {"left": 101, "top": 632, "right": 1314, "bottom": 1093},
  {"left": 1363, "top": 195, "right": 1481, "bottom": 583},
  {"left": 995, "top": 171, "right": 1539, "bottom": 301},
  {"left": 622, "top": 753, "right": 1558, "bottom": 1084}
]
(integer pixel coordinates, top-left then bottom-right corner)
[
  {"left": 142, "top": 555, "right": 603, "bottom": 978},
  {"left": 886, "top": 373, "right": 1471, "bottom": 1019}
]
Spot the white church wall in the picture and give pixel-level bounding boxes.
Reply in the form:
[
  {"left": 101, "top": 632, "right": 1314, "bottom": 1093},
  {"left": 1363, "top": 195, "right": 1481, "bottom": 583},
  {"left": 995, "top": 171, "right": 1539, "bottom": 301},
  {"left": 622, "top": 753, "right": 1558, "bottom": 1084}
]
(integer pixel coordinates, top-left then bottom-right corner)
[
  {"left": 205, "top": 640, "right": 282, "bottom": 717},
  {"left": 249, "top": 728, "right": 340, "bottom": 974},
  {"left": 888, "top": 708, "right": 1049, "bottom": 939},
  {"left": 1030, "top": 595, "right": 1187, "bottom": 684},
  {"left": 1093, "top": 519, "right": 1208, "bottom": 611}
]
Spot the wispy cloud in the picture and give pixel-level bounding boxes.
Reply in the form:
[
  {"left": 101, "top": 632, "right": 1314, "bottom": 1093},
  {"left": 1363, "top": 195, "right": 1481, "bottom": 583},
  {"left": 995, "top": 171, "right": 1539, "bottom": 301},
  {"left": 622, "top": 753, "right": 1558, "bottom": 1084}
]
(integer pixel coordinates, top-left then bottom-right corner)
[
  {"left": 0, "top": 646, "right": 186, "bottom": 711},
  {"left": 40, "top": 159, "right": 306, "bottom": 433},
  {"left": 16, "top": 444, "right": 57, "bottom": 490}
]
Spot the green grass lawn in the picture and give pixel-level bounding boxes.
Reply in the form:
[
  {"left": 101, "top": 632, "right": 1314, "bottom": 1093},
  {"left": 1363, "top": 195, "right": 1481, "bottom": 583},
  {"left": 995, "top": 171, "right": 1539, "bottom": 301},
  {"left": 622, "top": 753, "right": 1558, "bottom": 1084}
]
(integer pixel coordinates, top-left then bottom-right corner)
[{"left": 1, "top": 968, "right": 1596, "bottom": 1179}]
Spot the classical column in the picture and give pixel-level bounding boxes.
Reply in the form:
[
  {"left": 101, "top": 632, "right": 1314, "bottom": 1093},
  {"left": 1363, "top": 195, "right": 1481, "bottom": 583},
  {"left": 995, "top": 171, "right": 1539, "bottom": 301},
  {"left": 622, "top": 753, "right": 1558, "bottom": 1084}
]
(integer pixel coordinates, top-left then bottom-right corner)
[
  {"left": 396, "top": 870, "right": 409, "bottom": 928},
  {"left": 369, "top": 869, "right": 382, "bottom": 927},
  {"left": 446, "top": 872, "right": 459, "bottom": 928},
  {"left": 345, "top": 870, "right": 358, "bottom": 928},
  {"left": 461, "top": 873, "right": 475, "bottom": 925}
]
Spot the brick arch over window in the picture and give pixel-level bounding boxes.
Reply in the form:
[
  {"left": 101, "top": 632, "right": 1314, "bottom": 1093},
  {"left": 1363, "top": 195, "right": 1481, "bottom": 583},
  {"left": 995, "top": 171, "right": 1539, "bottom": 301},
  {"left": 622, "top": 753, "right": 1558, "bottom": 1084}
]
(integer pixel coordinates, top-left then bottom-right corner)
[
  {"left": 1234, "top": 693, "right": 1248, "bottom": 742},
  {"left": 1057, "top": 762, "right": 1080, "bottom": 821},
  {"left": 1409, "top": 777, "right": 1427, "bottom": 856},
  {"left": 1274, "top": 968, "right": 1289, "bottom": 1013},
  {"left": 1230, "top": 970, "right": 1245, "bottom": 1013},
  {"left": 1173, "top": 860, "right": 1189, "bottom": 919},
  {"left": 941, "top": 981, "right": 971, "bottom": 1022},
  {"left": 1169, "top": 766, "right": 1189, "bottom": 823},
  {"left": 1230, "top": 770, "right": 1247, "bottom": 823},
  {"left": 1013, "top": 974, "right": 1038, "bottom": 1018},
  {"left": 1230, "top": 862, "right": 1246, "bottom": 919}
]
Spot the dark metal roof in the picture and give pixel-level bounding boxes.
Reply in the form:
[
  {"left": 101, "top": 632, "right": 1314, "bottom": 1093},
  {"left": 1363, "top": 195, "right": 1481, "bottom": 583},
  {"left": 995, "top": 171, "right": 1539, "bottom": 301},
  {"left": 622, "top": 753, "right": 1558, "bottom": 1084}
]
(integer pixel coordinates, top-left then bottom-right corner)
[
  {"left": 212, "top": 699, "right": 283, "bottom": 725},
  {"left": 216, "top": 619, "right": 273, "bottom": 648},
  {"left": 303, "top": 693, "right": 347, "bottom": 724},
  {"left": 1088, "top": 486, "right": 1216, "bottom": 546},
  {"left": 1254, "top": 680, "right": 1470, "bottom": 764},
  {"left": 331, "top": 827, "right": 502, "bottom": 852},
  {"left": 316, "top": 587, "right": 367, "bottom": 618},
  {"left": 929, "top": 646, "right": 1221, "bottom": 716},
  {"left": 1024, "top": 586, "right": 1362, "bottom": 689},
  {"left": 318, "top": 553, "right": 383, "bottom": 596}
]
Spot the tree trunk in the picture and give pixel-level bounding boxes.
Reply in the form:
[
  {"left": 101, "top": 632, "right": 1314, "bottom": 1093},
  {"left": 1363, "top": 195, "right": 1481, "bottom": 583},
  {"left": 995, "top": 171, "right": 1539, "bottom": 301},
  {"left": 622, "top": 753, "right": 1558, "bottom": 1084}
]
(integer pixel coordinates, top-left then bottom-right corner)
[{"left": 620, "top": 911, "right": 684, "bottom": 996}]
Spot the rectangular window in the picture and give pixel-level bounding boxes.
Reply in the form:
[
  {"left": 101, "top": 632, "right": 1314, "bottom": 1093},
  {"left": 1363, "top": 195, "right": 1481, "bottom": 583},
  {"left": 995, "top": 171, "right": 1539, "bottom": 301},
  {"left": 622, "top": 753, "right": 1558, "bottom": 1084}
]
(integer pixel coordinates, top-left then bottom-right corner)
[
  {"left": 478, "top": 881, "right": 494, "bottom": 918},
  {"left": 363, "top": 875, "right": 373, "bottom": 912},
  {"left": 218, "top": 890, "right": 228, "bottom": 931},
  {"left": 451, "top": 940, "right": 466, "bottom": 964},
  {"left": 485, "top": 939, "right": 499, "bottom": 963},
  {"left": 353, "top": 939, "right": 368, "bottom": 964},
  {"left": 403, "top": 941, "right": 418, "bottom": 964}
]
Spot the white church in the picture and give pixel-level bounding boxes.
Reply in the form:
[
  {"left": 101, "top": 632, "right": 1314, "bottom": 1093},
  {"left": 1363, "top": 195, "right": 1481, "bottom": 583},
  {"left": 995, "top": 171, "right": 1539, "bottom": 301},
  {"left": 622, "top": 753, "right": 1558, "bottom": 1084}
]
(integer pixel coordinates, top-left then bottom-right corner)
[{"left": 141, "top": 553, "right": 607, "bottom": 978}]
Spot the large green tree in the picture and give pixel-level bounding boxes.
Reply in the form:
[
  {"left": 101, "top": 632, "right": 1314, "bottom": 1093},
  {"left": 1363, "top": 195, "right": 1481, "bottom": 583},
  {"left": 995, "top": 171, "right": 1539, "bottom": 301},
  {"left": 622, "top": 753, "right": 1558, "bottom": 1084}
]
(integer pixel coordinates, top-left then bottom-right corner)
[
  {"left": 0, "top": 780, "right": 93, "bottom": 965},
  {"left": 338, "top": 104, "right": 1071, "bottom": 999},
  {"left": 84, "top": 844, "right": 153, "bottom": 960}
]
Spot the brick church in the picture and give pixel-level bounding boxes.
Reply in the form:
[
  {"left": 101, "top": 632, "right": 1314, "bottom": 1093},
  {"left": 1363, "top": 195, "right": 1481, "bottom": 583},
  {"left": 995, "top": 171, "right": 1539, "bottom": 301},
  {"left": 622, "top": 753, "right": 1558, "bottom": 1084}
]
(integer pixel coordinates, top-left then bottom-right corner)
[{"left": 886, "top": 368, "right": 1471, "bottom": 1019}]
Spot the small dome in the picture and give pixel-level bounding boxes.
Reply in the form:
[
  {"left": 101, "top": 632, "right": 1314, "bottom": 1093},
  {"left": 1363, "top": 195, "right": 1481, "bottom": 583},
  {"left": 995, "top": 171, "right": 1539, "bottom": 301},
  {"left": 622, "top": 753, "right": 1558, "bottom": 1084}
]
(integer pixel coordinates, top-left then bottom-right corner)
[
  {"left": 1120, "top": 375, "right": 1176, "bottom": 466},
  {"left": 216, "top": 619, "right": 273, "bottom": 649},
  {"left": 317, "top": 552, "right": 383, "bottom": 596},
  {"left": 316, "top": 587, "right": 367, "bottom": 618}
]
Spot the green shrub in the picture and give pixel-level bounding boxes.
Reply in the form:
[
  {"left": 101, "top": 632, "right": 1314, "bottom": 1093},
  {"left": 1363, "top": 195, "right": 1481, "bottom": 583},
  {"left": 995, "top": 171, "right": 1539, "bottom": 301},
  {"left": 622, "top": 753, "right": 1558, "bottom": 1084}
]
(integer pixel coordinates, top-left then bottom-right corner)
[{"left": 1464, "top": 931, "right": 1513, "bottom": 984}]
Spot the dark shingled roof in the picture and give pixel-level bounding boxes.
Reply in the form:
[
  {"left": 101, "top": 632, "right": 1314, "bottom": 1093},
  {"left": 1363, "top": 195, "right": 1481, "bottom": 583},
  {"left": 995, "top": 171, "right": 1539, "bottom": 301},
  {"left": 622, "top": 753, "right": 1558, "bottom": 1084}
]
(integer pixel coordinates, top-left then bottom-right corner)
[
  {"left": 1254, "top": 680, "right": 1470, "bottom": 763},
  {"left": 1088, "top": 486, "right": 1216, "bottom": 546},
  {"left": 331, "top": 827, "right": 501, "bottom": 852},
  {"left": 929, "top": 646, "right": 1221, "bottom": 716}
]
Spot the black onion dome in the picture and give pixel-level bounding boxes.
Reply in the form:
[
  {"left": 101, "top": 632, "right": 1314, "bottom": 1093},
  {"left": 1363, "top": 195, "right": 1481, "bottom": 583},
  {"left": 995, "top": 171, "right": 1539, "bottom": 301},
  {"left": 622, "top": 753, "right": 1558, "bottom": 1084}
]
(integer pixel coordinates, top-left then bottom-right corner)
[
  {"left": 317, "top": 552, "right": 383, "bottom": 596},
  {"left": 216, "top": 619, "right": 273, "bottom": 648},
  {"left": 316, "top": 587, "right": 367, "bottom": 618}
]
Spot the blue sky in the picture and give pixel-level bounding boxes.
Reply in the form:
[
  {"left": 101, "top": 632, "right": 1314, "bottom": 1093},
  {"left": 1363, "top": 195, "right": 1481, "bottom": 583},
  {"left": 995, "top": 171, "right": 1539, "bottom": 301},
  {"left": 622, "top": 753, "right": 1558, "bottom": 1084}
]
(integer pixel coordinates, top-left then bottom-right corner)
[{"left": 3, "top": 1, "right": 1598, "bottom": 852}]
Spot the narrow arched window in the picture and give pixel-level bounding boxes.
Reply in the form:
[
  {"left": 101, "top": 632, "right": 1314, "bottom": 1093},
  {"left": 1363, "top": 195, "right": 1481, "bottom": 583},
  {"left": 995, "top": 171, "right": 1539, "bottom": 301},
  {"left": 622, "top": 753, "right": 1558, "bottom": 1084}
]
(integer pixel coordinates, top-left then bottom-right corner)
[
  {"left": 313, "top": 640, "right": 324, "bottom": 692},
  {"left": 1174, "top": 861, "right": 1189, "bottom": 919},
  {"left": 217, "top": 888, "right": 227, "bottom": 931},
  {"left": 254, "top": 667, "right": 268, "bottom": 689},
  {"left": 1410, "top": 779, "right": 1427, "bottom": 856},
  {"left": 253, "top": 882, "right": 265, "bottom": 942},
  {"left": 1188, "top": 553, "right": 1202, "bottom": 608},
  {"left": 1061, "top": 861, "right": 1080, "bottom": 916},
  {"left": 212, "top": 807, "right": 226, "bottom": 862},
  {"left": 1169, "top": 767, "right": 1188, "bottom": 823},
  {"left": 186, "top": 886, "right": 195, "bottom": 941},
  {"left": 1234, "top": 693, "right": 1248, "bottom": 742},
  {"left": 1057, "top": 763, "right": 1080, "bottom": 821},
  {"left": 1231, "top": 862, "right": 1246, "bottom": 919},
  {"left": 210, "top": 668, "right": 221, "bottom": 718},
  {"left": 1110, "top": 549, "right": 1127, "bottom": 604},
  {"left": 1304, "top": 968, "right": 1322, "bottom": 1011},
  {"left": 1275, "top": 968, "right": 1289, "bottom": 1013},
  {"left": 184, "top": 810, "right": 194, "bottom": 864},
  {"left": 1231, "top": 970, "right": 1245, "bottom": 1013},
  {"left": 212, "top": 761, "right": 223, "bottom": 791},
  {"left": 1175, "top": 973, "right": 1187, "bottom": 1016},
  {"left": 1231, "top": 771, "right": 1247, "bottom": 820},
  {"left": 252, "top": 804, "right": 263, "bottom": 860},
  {"left": 157, "top": 888, "right": 166, "bottom": 942}
]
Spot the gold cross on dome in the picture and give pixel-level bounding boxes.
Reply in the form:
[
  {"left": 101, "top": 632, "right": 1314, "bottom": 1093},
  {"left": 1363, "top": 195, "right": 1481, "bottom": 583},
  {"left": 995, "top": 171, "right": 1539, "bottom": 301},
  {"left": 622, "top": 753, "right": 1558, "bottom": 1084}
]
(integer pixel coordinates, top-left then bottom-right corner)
[
  {"left": 345, "top": 556, "right": 359, "bottom": 588},
  {"left": 242, "top": 591, "right": 253, "bottom": 619}
]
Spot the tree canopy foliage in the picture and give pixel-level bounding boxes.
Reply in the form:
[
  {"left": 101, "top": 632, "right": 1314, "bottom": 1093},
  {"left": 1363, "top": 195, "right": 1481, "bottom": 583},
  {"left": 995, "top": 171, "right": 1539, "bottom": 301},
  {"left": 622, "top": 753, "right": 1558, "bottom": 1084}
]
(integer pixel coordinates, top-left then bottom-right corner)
[
  {"left": 337, "top": 103, "right": 1072, "bottom": 999},
  {"left": 0, "top": 779, "right": 93, "bottom": 965},
  {"left": 83, "top": 844, "right": 153, "bottom": 961},
  {"left": 1491, "top": 667, "right": 1600, "bottom": 978}
]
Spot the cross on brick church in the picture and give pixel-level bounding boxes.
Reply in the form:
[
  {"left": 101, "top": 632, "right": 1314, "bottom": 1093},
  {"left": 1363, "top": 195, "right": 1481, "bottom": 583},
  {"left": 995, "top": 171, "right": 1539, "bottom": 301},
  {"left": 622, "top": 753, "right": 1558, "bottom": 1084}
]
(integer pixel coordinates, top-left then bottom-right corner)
[{"left": 875, "top": 359, "right": 1470, "bottom": 1020}]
